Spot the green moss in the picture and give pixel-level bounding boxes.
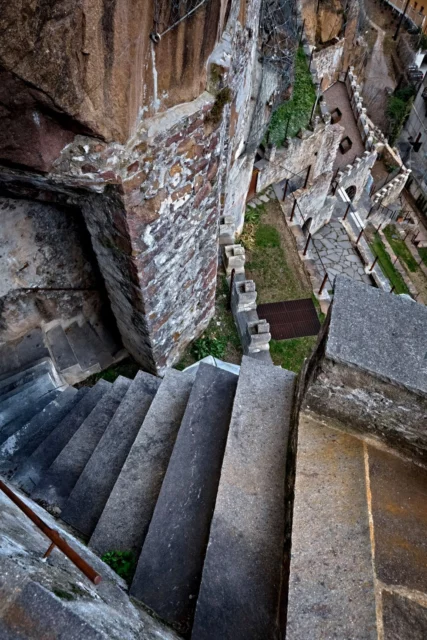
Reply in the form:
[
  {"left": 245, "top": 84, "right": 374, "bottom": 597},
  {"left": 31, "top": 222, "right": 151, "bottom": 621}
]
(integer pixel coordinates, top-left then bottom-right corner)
[
  {"left": 207, "top": 87, "right": 232, "bottom": 125},
  {"left": 267, "top": 47, "right": 316, "bottom": 145},
  {"left": 101, "top": 550, "right": 136, "bottom": 585},
  {"left": 270, "top": 336, "right": 317, "bottom": 373},
  {"left": 383, "top": 224, "right": 418, "bottom": 272},
  {"left": 371, "top": 233, "right": 411, "bottom": 295}
]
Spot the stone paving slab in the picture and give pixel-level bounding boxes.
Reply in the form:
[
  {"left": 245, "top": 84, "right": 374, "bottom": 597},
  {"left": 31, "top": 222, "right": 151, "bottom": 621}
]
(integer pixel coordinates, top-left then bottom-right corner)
[
  {"left": 368, "top": 446, "right": 427, "bottom": 593},
  {"left": 286, "top": 414, "right": 377, "bottom": 640},
  {"left": 382, "top": 590, "right": 427, "bottom": 639},
  {"left": 312, "top": 219, "right": 371, "bottom": 285}
]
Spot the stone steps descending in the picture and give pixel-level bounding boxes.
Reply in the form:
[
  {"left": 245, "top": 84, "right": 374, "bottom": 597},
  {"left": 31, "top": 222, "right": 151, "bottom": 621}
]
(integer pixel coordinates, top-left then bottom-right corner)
[
  {"left": 0, "top": 386, "right": 81, "bottom": 477},
  {"left": 30, "top": 376, "right": 131, "bottom": 510},
  {"left": 12, "top": 380, "right": 111, "bottom": 494},
  {"left": 192, "top": 356, "right": 296, "bottom": 640},
  {"left": 45, "top": 325, "right": 79, "bottom": 371},
  {"left": 0, "top": 372, "right": 61, "bottom": 435},
  {"left": 0, "top": 388, "right": 64, "bottom": 447},
  {"left": 130, "top": 363, "right": 238, "bottom": 636},
  {"left": 61, "top": 371, "right": 161, "bottom": 537},
  {"left": 0, "top": 359, "right": 58, "bottom": 398},
  {"left": 65, "top": 321, "right": 113, "bottom": 371},
  {"left": 90, "top": 368, "right": 194, "bottom": 557}
]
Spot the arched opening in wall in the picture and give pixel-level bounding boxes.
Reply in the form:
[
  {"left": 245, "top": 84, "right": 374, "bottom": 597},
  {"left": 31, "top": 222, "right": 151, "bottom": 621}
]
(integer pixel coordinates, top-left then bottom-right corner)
[
  {"left": 345, "top": 185, "right": 357, "bottom": 202},
  {"left": 302, "top": 217, "right": 312, "bottom": 236}
]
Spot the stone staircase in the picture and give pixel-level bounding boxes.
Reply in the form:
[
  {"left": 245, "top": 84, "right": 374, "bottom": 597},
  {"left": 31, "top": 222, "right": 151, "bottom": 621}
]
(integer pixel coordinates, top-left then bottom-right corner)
[
  {"left": 0, "top": 354, "right": 296, "bottom": 639},
  {"left": 0, "top": 317, "right": 126, "bottom": 386}
]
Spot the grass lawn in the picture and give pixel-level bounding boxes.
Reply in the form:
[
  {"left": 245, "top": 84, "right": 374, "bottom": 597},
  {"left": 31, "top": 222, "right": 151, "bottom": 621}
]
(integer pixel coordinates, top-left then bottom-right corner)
[
  {"left": 269, "top": 336, "right": 318, "bottom": 374},
  {"left": 242, "top": 199, "right": 319, "bottom": 373},
  {"left": 419, "top": 247, "right": 427, "bottom": 267},
  {"left": 371, "top": 232, "right": 410, "bottom": 295},
  {"left": 383, "top": 224, "right": 418, "bottom": 272}
]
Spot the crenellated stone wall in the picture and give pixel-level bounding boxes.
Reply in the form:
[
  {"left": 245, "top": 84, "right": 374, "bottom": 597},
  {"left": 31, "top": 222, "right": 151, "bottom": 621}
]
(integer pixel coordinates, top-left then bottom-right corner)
[{"left": 335, "top": 149, "right": 377, "bottom": 204}]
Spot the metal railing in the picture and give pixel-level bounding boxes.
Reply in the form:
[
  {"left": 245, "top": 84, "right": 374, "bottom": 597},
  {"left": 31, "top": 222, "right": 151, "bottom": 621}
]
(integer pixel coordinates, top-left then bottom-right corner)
[{"left": 0, "top": 479, "right": 102, "bottom": 585}]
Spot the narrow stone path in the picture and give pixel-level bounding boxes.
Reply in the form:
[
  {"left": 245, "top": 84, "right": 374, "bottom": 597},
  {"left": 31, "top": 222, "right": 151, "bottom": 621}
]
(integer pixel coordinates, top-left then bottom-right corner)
[
  {"left": 362, "top": 19, "right": 396, "bottom": 130},
  {"left": 312, "top": 220, "right": 371, "bottom": 285}
]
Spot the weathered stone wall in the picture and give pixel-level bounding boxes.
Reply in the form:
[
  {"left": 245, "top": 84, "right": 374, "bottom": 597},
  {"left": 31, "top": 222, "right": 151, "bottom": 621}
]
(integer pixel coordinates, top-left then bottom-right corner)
[
  {"left": 302, "top": 276, "right": 427, "bottom": 463},
  {"left": 0, "top": 0, "right": 268, "bottom": 374},
  {"left": 303, "top": 358, "right": 427, "bottom": 464},
  {"left": 336, "top": 149, "right": 377, "bottom": 204},
  {"left": 0, "top": 0, "right": 228, "bottom": 170},
  {"left": 292, "top": 172, "right": 335, "bottom": 234},
  {"left": 256, "top": 123, "right": 343, "bottom": 192},
  {"left": 0, "top": 196, "right": 102, "bottom": 342},
  {"left": 313, "top": 38, "right": 345, "bottom": 90}
]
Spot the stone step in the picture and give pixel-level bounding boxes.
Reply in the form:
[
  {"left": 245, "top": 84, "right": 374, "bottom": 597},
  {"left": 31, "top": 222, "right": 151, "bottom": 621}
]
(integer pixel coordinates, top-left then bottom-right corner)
[
  {"left": 12, "top": 380, "right": 111, "bottom": 494},
  {"left": 61, "top": 370, "right": 161, "bottom": 537},
  {"left": 45, "top": 325, "right": 78, "bottom": 371},
  {"left": 90, "top": 368, "right": 194, "bottom": 557},
  {"left": 130, "top": 363, "right": 238, "bottom": 636},
  {"left": 0, "top": 372, "right": 58, "bottom": 433},
  {"left": 0, "top": 359, "right": 59, "bottom": 400},
  {"left": 89, "top": 318, "right": 122, "bottom": 357},
  {"left": 65, "top": 322, "right": 113, "bottom": 371},
  {"left": 285, "top": 414, "right": 377, "bottom": 640},
  {"left": 0, "top": 358, "right": 62, "bottom": 401},
  {"left": 0, "top": 386, "right": 82, "bottom": 478},
  {"left": 0, "top": 387, "right": 64, "bottom": 447},
  {"left": 30, "top": 376, "right": 131, "bottom": 510},
  {"left": 192, "top": 356, "right": 296, "bottom": 640}
]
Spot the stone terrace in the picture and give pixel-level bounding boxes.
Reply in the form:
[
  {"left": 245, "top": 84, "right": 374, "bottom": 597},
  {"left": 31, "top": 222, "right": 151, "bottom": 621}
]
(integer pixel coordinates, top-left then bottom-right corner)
[
  {"left": 323, "top": 82, "right": 365, "bottom": 172},
  {"left": 311, "top": 219, "right": 371, "bottom": 285}
]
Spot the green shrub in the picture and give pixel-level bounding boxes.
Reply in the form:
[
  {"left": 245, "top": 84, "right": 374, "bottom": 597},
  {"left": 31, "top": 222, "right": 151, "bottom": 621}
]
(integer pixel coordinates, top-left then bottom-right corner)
[
  {"left": 386, "top": 87, "right": 416, "bottom": 144},
  {"left": 192, "top": 335, "right": 228, "bottom": 360},
  {"left": 267, "top": 47, "right": 316, "bottom": 145},
  {"left": 101, "top": 550, "right": 136, "bottom": 584}
]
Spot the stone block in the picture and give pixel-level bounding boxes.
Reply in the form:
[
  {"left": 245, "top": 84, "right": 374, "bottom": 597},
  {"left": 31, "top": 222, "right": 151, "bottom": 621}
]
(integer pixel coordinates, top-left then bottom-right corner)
[
  {"left": 233, "top": 280, "right": 257, "bottom": 312},
  {"left": 31, "top": 376, "right": 130, "bottom": 509},
  {"left": 223, "top": 244, "right": 245, "bottom": 275},
  {"left": 130, "top": 364, "right": 237, "bottom": 635},
  {"left": 192, "top": 357, "right": 296, "bottom": 640}
]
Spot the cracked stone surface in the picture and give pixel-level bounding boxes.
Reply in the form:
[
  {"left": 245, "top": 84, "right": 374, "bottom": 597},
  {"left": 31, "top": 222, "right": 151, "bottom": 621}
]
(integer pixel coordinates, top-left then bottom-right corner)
[{"left": 311, "top": 220, "right": 371, "bottom": 285}]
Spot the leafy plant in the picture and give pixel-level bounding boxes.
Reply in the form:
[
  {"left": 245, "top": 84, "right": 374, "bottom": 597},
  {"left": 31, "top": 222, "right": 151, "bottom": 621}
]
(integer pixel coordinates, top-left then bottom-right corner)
[
  {"left": 192, "top": 334, "right": 228, "bottom": 360},
  {"left": 267, "top": 47, "right": 316, "bottom": 145},
  {"left": 386, "top": 86, "right": 416, "bottom": 144},
  {"left": 101, "top": 550, "right": 136, "bottom": 584}
]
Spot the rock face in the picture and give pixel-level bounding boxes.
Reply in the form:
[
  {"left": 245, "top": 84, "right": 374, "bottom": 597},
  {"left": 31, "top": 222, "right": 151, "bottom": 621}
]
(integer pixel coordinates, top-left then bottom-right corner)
[
  {"left": 0, "top": 0, "right": 227, "bottom": 167},
  {"left": 0, "top": 0, "right": 293, "bottom": 373}
]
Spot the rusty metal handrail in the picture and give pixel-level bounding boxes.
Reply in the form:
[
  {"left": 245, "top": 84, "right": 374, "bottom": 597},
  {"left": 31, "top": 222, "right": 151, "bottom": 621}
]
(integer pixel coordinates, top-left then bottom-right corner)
[{"left": 0, "top": 479, "right": 101, "bottom": 585}]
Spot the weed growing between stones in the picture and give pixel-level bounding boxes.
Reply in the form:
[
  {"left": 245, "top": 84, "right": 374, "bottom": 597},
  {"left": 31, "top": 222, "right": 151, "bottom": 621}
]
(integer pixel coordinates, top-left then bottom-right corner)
[{"left": 101, "top": 550, "right": 136, "bottom": 585}]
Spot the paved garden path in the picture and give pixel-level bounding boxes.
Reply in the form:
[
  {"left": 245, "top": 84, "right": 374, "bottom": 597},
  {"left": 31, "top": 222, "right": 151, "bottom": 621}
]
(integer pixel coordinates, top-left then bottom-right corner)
[{"left": 312, "top": 220, "right": 371, "bottom": 285}]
